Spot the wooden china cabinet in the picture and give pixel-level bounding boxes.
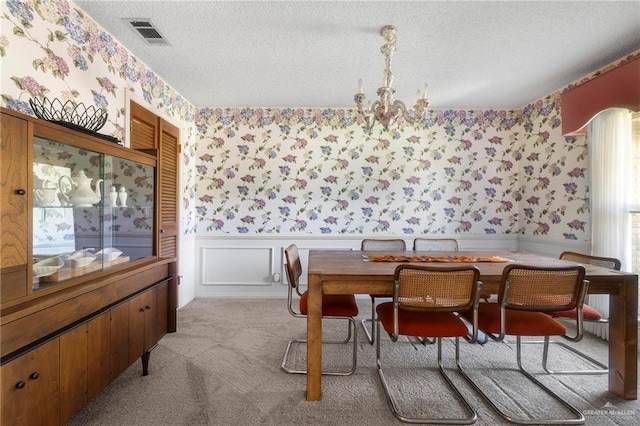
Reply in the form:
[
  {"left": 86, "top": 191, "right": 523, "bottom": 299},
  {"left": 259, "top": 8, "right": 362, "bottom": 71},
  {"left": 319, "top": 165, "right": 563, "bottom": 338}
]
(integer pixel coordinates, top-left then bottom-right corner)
[{"left": 0, "top": 107, "right": 179, "bottom": 425}]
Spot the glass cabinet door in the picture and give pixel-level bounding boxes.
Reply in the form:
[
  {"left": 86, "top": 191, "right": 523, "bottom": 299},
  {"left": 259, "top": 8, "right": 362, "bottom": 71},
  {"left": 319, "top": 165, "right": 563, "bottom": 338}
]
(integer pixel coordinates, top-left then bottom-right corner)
[
  {"left": 101, "top": 155, "right": 155, "bottom": 264},
  {"left": 32, "top": 137, "right": 154, "bottom": 291}
]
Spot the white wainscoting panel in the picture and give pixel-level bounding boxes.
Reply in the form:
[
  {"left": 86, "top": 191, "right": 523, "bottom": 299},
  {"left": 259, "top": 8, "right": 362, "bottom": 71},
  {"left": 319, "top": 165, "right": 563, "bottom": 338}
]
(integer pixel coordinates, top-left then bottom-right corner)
[
  {"left": 201, "top": 246, "right": 275, "bottom": 286},
  {"left": 517, "top": 235, "right": 590, "bottom": 258},
  {"left": 193, "top": 234, "right": 521, "bottom": 298}
]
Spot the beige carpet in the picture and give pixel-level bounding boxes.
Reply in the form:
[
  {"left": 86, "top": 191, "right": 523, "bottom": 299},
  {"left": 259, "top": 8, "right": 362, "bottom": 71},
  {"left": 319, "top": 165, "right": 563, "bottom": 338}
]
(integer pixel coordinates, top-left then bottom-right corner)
[{"left": 67, "top": 299, "right": 640, "bottom": 425}]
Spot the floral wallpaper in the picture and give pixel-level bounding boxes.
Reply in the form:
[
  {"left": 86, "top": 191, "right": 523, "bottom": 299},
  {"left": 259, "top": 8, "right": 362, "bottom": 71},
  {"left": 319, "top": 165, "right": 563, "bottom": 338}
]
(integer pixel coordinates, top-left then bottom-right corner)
[
  {"left": 2, "top": 0, "right": 638, "bottom": 241},
  {"left": 0, "top": 0, "right": 198, "bottom": 232},
  {"left": 194, "top": 108, "right": 517, "bottom": 235},
  {"left": 191, "top": 98, "right": 591, "bottom": 238},
  {"left": 1, "top": 0, "right": 193, "bottom": 132}
]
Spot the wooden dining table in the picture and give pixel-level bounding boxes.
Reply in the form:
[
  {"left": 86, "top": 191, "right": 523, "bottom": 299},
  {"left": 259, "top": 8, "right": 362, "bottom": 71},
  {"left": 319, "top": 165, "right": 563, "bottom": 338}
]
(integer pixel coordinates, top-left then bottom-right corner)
[{"left": 305, "top": 250, "right": 638, "bottom": 401}]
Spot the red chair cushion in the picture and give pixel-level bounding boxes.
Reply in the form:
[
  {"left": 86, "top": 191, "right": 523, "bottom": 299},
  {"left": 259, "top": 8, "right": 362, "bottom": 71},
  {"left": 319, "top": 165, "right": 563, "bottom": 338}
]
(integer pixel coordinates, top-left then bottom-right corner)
[
  {"left": 546, "top": 304, "right": 603, "bottom": 321},
  {"left": 376, "top": 302, "right": 469, "bottom": 337},
  {"left": 299, "top": 291, "right": 359, "bottom": 317},
  {"left": 462, "top": 303, "right": 567, "bottom": 336}
]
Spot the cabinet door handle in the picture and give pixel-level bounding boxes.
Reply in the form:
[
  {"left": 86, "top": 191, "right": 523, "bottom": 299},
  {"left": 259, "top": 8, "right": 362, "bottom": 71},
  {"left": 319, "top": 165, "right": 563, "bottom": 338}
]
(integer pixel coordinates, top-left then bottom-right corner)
[
  {"left": 159, "top": 229, "right": 165, "bottom": 234},
  {"left": 139, "top": 307, "right": 146, "bottom": 312},
  {"left": 16, "top": 189, "right": 26, "bottom": 195},
  {"left": 15, "top": 381, "right": 25, "bottom": 389},
  {"left": 145, "top": 305, "right": 151, "bottom": 310},
  {"left": 29, "top": 371, "right": 39, "bottom": 380}
]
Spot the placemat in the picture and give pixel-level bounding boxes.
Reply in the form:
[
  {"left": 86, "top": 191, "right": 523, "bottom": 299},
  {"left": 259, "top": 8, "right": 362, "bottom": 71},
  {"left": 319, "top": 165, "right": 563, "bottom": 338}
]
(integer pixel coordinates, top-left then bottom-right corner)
[{"left": 363, "top": 254, "right": 510, "bottom": 263}]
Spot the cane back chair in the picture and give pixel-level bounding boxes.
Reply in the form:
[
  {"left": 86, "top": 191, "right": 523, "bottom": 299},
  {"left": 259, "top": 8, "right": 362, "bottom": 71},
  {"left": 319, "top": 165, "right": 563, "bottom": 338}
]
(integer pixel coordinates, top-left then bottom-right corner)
[
  {"left": 360, "top": 239, "right": 407, "bottom": 345},
  {"left": 281, "top": 244, "right": 358, "bottom": 375},
  {"left": 376, "top": 264, "right": 483, "bottom": 424},
  {"left": 413, "top": 237, "right": 492, "bottom": 308},
  {"left": 412, "top": 238, "right": 459, "bottom": 252},
  {"left": 537, "top": 251, "right": 621, "bottom": 374},
  {"left": 459, "top": 264, "right": 588, "bottom": 425}
]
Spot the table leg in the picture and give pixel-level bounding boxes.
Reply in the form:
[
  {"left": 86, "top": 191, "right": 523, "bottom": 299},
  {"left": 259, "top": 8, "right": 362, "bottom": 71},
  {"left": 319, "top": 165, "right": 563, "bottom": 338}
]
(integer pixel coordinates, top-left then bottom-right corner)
[
  {"left": 306, "top": 273, "right": 322, "bottom": 400},
  {"left": 608, "top": 275, "right": 638, "bottom": 399}
]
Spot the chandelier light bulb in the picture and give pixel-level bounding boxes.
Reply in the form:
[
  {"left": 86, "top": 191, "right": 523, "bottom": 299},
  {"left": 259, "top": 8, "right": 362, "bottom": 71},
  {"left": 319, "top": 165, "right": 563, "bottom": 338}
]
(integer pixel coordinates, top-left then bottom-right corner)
[{"left": 419, "top": 83, "right": 428, "bottom": 99}]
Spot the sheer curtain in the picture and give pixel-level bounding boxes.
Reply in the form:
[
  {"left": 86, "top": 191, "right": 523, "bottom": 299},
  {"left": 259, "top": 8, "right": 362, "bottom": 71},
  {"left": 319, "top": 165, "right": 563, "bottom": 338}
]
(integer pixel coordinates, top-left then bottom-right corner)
[{"left": 586, "top": 108, "right": 633, "bottom": 339}]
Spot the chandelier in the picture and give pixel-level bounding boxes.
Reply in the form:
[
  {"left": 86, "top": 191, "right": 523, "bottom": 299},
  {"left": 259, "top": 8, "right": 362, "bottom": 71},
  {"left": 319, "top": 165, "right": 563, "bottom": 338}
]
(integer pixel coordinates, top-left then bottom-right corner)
[{"left": 354, "top": 25, "right": 429, "bottom": 130}]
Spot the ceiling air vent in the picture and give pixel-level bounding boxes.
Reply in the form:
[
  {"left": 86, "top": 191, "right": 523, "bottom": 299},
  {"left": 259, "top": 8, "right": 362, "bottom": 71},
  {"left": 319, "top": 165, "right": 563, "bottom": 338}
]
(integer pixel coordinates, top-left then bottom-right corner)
[{"left": 125, "top": 19, "right": 170, "bottom": 46}]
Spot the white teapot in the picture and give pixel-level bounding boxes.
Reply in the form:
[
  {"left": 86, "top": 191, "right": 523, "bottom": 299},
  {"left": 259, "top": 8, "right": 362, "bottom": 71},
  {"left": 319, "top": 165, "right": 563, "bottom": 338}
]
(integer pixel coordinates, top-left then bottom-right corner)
[{"left": 59, "top": 170, "right": 103, "bottom": 207}]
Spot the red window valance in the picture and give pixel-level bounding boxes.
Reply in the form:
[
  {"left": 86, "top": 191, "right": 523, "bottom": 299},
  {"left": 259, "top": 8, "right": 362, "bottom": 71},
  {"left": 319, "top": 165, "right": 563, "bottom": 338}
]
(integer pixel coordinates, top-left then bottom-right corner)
[{"left": 561, "top": 56, "right": 640, "bottom": 136}]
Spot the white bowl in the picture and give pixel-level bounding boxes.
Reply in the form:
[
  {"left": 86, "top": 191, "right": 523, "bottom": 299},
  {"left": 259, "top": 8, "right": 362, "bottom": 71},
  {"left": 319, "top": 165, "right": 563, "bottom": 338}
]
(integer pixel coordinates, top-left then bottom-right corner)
[
  {"left": 33, "top": 266, "right": 62, "bottom": 278},
  {"left": 66, "top": 249, "right": 97, "bottom": 267},
  {"left": 34, "top": 256, "right": 63, "bottom": 267},
  {"left": 67, "top": 249, "right": 93, "bottom": 259},
  {"left": 69, "top": 255, "right": 96, "bottom": 268},
  {"left": 96, "top": 248, "right": 122, "bottom": 262},
  {"left": 33, "top": 256, "right": 63, "bottom": 277}
]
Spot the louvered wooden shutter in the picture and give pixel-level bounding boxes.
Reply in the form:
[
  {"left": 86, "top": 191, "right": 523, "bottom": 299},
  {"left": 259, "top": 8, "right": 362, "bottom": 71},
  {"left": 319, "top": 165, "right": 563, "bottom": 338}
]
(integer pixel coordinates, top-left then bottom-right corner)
[
  {"left": 158, "top": 119, "right": 179, "bottom": 259},
  {"left": 129, "top": 101, "right": 179, "bottom": 260},
  {"left": 130, "top": 102, "right": 158, "bottom": 150}
]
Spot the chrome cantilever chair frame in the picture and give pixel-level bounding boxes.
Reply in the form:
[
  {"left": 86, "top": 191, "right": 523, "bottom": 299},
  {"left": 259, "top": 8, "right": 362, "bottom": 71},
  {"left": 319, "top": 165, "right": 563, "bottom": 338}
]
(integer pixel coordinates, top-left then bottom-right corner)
[
  {"left": 360, "top": 239, "right": 407, "bottom": 345},
  {"left": 537, "top": 251, "right": 620, "bottom": 375},
  {"left": 281, "top": 244, "right": 358, "bottom": 376},
  {"left": 376, "top": 264, "right": 482, "bottom": 424},
  {"left": 459, "top": 264, "right": 588, "bottom": 425}
]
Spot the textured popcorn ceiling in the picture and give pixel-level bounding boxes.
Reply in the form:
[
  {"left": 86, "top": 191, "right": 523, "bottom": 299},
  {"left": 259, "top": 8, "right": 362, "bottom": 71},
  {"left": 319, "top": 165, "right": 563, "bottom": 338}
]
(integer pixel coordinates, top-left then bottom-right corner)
[{"left": 75, "top": 1, "right": 640, "bottom": 109}]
